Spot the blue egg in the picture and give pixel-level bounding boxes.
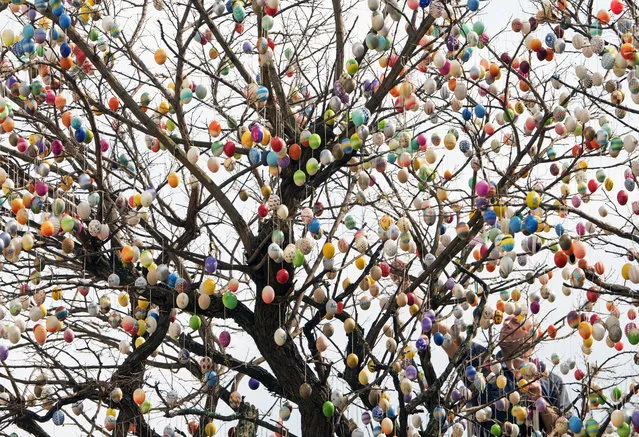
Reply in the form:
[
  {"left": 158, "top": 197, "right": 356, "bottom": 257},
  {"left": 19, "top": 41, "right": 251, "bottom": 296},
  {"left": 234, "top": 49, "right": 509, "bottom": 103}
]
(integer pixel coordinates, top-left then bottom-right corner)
[
  {"left": 545, "top": 33, "right": 556, "bottom": 48},
  {"left": 372, "top": 405, "right": 384, "bottom": 421},
  {"left": 461, "top": 47, "right": 473, "bottom": 62},
  {"left": 433, "top": 332, "right": 444, "bottom": 346},
  {"left": 52, "top": 5, "right": 65, "bottom": 16},
  {"left": 167, "top": 272, "right": 179, "bottom": 287},
  {"left": 52, "top": 410, "right": 65, "bottom": 426},
  {"left": 483, "top": 209, "right": 497, "bottom": 225},
  {"left": 74, "top": 128, "right": 86, "bottom": 142},
  {"left": 23, "top": 24, "right": 35, "bottom": 39},
  {"left": 419, "top": 0, "right": 430, "bottom": 7},
  {"left": 387, "top": 405, "right": 396, "bottom": 418},
  {"left": 568, "top": 416, "right": 582, "bottom": 433},
  {"left": 308, "top": 218, "right": 321, "bottom": 234},
  {"left": 555, "top": 223, "right": 564, "bottom": 236},
  {"left": 266, "top": 151, "right": 278, "bottom": 167},
  {"left": 12, "top": 40, "right": 25, "bottom": 57},
  {"left": 525, "top": 215, "right": 538, "bottom": 234},
  {"left": 71, "top": 116, "right": 83, "bottom": 129},
  {"left": 60, "top": 42, "right": 72, "bottom": 57},
  {"left": 22, "top": 38, "right": 34, "bottom": 54},
  {"left": 462, "top": 107, "right": 472, "bottom": 120},
  {"left": 467, "top": 0, "right": 479, "bottom": 10},
  {"left": 206, "top": 371, "right": 218, "bottom": 386},
  {"left": 474, "top": 104, "right": 486, "bottom": 118},
  {"left": 465, "top": 365, "right": 477, "bottom": 381},
  {"left": 509, "top": 216, "right": 522, "bottom": 233},
  {"left": 248, "top": 148, "right": 261, "bottom": 165},
  {"left": 59, "top": 13, "right": 72, "bottom": 29}
]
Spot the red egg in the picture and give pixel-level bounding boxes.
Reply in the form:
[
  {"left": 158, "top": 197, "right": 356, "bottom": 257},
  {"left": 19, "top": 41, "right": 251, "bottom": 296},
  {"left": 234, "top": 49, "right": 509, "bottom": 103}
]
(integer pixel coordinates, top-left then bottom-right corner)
[
  {"left": 618, "top": 190, "right": 628, "bottom": 205},
  {"left": 586, "top": 288, "right": 600, "bottom": 303},
  {"left": 554, "top": 251, "right": 568, "bottom": 268},
  {"left": 615, "top": 341, "right": 624, "bottom": 351},
  {"left": 224, "top": 141, "right": 236, "bottom": 157},
  {"left": 258, "top": 204, "right": 269, "bottom": 218},
  {"left": 587, "top": 179, "right": 599, "bottom": 193},
  {"left": 276, "top": 268, "right": 289, "bottom": 284},
  {"left": 378, "top": 262, "right": 390, "bottom": 277},
  {"left": 611, "top": 0, "right": 623, "bottom": 14},
  {"left": 574, "top": 369, "right": 584, "bottom": 380}
]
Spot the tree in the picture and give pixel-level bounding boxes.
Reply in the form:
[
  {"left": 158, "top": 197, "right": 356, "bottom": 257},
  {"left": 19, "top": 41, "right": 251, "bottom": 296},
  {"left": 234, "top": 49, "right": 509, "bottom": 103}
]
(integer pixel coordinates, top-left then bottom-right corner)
[{"left": 1, "top": 0, "right": 639, "bottom": 435}]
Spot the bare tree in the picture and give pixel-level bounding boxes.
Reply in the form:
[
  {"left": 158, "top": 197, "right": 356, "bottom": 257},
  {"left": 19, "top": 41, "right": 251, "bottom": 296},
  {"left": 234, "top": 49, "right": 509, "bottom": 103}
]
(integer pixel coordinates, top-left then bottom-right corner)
[{"left": 1, "top": 0, "right": 639, "bottom": 436}]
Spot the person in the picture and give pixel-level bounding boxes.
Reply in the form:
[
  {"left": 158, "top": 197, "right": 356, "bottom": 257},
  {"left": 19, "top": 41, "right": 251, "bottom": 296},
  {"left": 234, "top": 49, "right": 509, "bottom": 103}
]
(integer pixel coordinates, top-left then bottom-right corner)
[{"left": 435, "top": 314, "right": 571, "bottom": 437}]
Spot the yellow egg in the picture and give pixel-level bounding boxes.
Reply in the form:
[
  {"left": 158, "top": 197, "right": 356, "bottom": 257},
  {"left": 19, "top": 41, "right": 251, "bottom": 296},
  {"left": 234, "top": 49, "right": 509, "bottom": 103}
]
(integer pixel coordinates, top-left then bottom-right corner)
[
  {"left": 202, "top": 278, "right": 216, "bottom": 295},
  {"left": 347, "top": 353, "right": 359, "bottom": 368},
  {"left": 355, "top": 256, "right": 366, "bottom": 270},
  {"left": 322, "top": 242, "right": 335, "bottom": 259}
]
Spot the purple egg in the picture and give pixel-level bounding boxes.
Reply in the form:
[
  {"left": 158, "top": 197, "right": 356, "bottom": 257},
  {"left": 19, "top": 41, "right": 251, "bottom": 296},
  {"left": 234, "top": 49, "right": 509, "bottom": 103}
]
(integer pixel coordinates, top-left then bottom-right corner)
[
  {"left": 451, "top": 389, "right": 461, "bottom": 402},
  {"left": 248, "top": 378, "right": 259, "bottom": 390},
  {"left": 416, "top": 337, "right": 428, "bottom": 353},
  {"left": 632, "top": 411, "right": 639, "bottom": 428},
  {"left": 424, "top": 309, "right": 436, "bottom": 322},
  {"left": 576, "top": 222, "right": 586, "bottom": 236},
  {"left": 51, "top": 139, "right": 64, "bottom": 156},
  {"left": 361, "top": 412, "right": 372, "bottom": 425},
  {"left": 219, "top": 330, "right": 231, "bottom": 347},
  {"left": 242, "top": 41, "right": 252, "bottom": 53},
  {"left": 535, "top": 398, "right": 546, "bottom": 411},
  {"left": 476, "top": 180, "right": 490, "bottom": 197},
  {"left": 530, "top": 301, "right": 540, "bottom": 314},
  {"left": 405, "top": 365, "right": 418, "bottom": 380},
  {"left": 0, "top": 345, "right": 8, "bottom": 361},
  {"left": 277, "top": 155, "right": 290, "bottom": 169},
  {"left": 204, "top": 256, "right": 218, "bottom": 273},
  {"left": 404, "top": 393, "right": 413, "bottom": 402},
  {"left": 422, "top": 317, "right": 432, "bottom": 333},
  {"left": 475, "top": 197, "right": 489, "bottom": 210}
]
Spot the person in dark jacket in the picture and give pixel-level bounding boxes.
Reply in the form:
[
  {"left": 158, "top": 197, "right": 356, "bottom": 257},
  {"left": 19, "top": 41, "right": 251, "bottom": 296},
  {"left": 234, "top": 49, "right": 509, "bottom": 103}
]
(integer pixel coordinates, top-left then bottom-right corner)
[{"left": 435, "top": 315, "right": 571, "bottom": 437}]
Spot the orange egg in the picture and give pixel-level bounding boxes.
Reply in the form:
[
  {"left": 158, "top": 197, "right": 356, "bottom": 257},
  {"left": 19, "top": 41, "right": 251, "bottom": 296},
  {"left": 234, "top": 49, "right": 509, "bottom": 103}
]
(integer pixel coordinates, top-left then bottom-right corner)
[
  {"left": 578, "top": 321, "right": 592, "bottom": 339},
  {"left": 61, "top": 111, "right": 73, "bottom": 128},
  {"left": 167, "top": 172, "right": 179, "bottom": 188},
  {"left": 154, "top": 48, "right": 167, "bottom": 65},
  {"left": 11, "top": 198, "right": 24, "bottom": 214},
  {"left": 121, "top": 246, "right": 134, "bottom": 263},
  {"left": 545, "top": 49, "right": 554, "bottom": 61},
  {"left": 60, "top": 57, "right": 73, "bottom": 70},
  {"left": 620, "top": 43, "right": 635, "bottom": 60},
  {"left": 594, "top": 261, "right": 605, "bottom": 275},
  {"left": 41, "top": 221, "right": 55, "bottom": 237},
  {"left": 530, "top": 38, "right": 542, "bottom": 52},
  {"left": 289, "top": 143, "right": 301, "bottom": 160},
  {"left": 55, "top": 94, "right": 67, "bottom": 110},
  {"left": 596, "top": 9, "right": 611, "bottom": 24},
  {"left": 547, "top": 324, "right": 557, "bottom": 338},
  {"left": 208, "top": 120, "right": 222, "bottom": 137},
  {"left": 34, "top": 324, "right": 47, "bottom": 344},
  {"left": 2, "top": 117, "right": 14, "bottom": 133},
  {"left": 16, "top": 208, "right": 28, "bottom": 225},
  {"left": 389, "top": 85, "right": 400, "bottom": 98},
  {"left": 108, "top": 97, "right": 120, "bottom": 111}
]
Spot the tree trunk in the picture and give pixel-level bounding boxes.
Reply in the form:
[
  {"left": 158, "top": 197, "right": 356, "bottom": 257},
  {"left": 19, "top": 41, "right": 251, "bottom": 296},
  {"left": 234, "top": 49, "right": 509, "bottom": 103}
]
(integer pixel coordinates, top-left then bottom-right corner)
[
  {"left": 300, "top": 407, "right": 335, "bottom": 436},
  {"left": 235, "top": 403, "right": 257, "bottom": 437}
]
